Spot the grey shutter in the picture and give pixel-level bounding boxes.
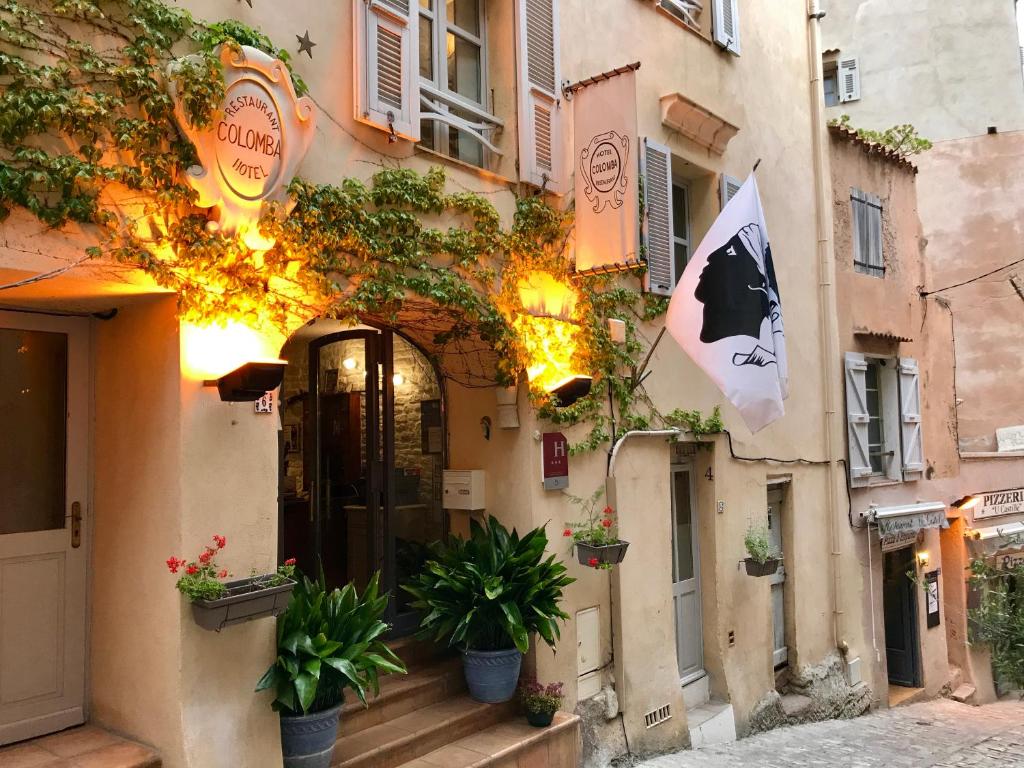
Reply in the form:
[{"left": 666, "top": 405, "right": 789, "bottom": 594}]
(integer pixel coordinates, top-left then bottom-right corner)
[
  {"left": 642, "top": 138, "right": 675, "bottom": 296},
  {"left": 898, "top": 357, "right": 924, "bottom": 479},
  {"left": 844, "top": 352, "right": 872, "bottom": 487},
  {"left": 852, "top": 189, "right": 882, "bottom": 272},
  {"left": 838, "top": 56, "right": 860, "bottom": 103},
  {"left": 355, "top": 0, "right": 420, "bottom": 140},
  {"left": 719, "top": 173, "right": 741, "bottom": 210},
  {"left": 712, "top": 0, "right": 740, "bottom": 55},
  {"left": 516, "top": 0, "right": 565, "bottom": 193}
]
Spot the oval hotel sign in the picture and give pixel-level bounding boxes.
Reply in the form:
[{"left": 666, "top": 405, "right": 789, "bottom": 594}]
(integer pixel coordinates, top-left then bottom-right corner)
[
  {"left": 216, "top": 79, "right": 284, "bottom": 201},
  {"left": 167, "top": 45, "right": 315, "bottom": 249}
]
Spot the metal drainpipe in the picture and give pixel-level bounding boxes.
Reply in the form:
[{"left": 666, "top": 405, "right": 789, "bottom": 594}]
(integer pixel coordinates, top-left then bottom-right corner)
[
  {"left": 806, "top": 0, "right": 847, "bottom": 652},
  {"left": 607, "top": 429, "right": 684, "bottom": 479}
]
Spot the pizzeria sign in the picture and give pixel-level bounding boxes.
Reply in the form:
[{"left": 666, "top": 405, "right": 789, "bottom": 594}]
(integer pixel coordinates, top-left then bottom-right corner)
[{"left": 974, "top": 488, "right": 1024, "bottom": 520}]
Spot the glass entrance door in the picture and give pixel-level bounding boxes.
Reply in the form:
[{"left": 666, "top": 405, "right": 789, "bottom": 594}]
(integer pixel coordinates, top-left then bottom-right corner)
[{"left": 279, "top": 327, "right": 445, "bottom": 636}]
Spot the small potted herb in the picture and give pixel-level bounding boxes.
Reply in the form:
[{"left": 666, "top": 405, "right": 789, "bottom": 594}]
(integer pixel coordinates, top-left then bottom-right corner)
[
  {"left": 564, "top": 487, "right": 629, "bottom": 569},
  {"left": 519, "top": 678, "right": 563, "bottom": 727},
  {"left": 166, "top": 534, "right": 297, "bottom": 631},
  {"left": 743, "top": 523, "right": 781, "bottom": 577}
]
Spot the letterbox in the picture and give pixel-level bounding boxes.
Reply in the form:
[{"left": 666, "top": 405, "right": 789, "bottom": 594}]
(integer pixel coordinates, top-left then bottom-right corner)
[{"left": 442, "top": 470, "right": 486, "bottom": 511}]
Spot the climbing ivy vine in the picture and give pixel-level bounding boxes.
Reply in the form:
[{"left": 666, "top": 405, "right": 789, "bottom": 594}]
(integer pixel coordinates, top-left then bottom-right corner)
[{"left": 0, "top": 0, "right": 691, "bottom": 456}]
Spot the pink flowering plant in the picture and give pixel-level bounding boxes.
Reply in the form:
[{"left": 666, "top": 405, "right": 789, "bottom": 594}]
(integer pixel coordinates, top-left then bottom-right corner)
[
  {"left": 518, "top": 678, "right": 564, "bottom": 717},
  {"left": 563, "top": 487, "right": 621, "bottom": 569},
  {"left": 166, "top": 534, "right": 297, "bottom": 602}
]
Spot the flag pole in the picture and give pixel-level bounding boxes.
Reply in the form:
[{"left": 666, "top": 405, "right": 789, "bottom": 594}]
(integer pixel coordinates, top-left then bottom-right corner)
[{"left": 752, "top": 158, "right": 762, "bottom": 173}]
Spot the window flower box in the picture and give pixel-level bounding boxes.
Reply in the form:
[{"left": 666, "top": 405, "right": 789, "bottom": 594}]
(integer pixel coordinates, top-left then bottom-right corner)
[
  {"left": 743, "top": 557, "right": 780, "bottom": 577},
  {"left": 575, "top": 541, "right": 630, "bottom": 567},
  {"left": 191, "top": 576, "right": 296, "bottom": 631}
]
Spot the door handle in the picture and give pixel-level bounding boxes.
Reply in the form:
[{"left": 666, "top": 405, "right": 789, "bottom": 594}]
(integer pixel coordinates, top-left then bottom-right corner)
[{"left": 71, "top": 501, "right": 82, "bottom": 548}]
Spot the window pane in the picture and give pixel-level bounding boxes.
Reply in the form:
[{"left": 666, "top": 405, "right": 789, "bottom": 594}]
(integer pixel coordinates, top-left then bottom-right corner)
[
  {"left": 672, "top": 471, "right": 694, "bottom": 582},
  {"left": 446, "top": 0, "right": 480, "bottom": 35},
  {"left": 449, "top": 125, "right": 483, "bottom": 167},
  {"left": 1, "top": 328, "right": 67, "bottom": 535},
  {"left": 447, "top": 33, "right": 482, "bottom": 103},
  {"left": 420, "top": 0, "right": 432, "bottom": 8},
  {"left": 823, "top": 73, "right": 838, "bottom": 107},
  {"left": 419, "top": 17, "right": 433, "bottom": 79},
  {"left": 420, "top": 119, "right": 436, "bottom": 150},
  {"left": 673, "top": 242, "right": 689, "bottom": 283},
  {"left": 672, "top": 184, "right": 688, "bottom": 241}
]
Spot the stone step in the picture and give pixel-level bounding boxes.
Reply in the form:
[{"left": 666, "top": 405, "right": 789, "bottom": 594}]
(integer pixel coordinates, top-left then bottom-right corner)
[
  {"left": 950, "top": 684, "right": 977, "bottom": 704},
  {"left": 393, "top": 712, "right": 580, "bottom": 768},
  {"left": 687, "top": 701, "right": 736, "bottom": 749},
  {"left": 341, "top": 655, "right": 465, "bottom": 736},
  {"left": 386, "top": 636, "right": 452, "bottom": 670},
  {"left": 0, "top": 724, "right": 160, "bottom": 767},
  {"left": 331, "top": 694, "right": 516, "bottom": 768}
]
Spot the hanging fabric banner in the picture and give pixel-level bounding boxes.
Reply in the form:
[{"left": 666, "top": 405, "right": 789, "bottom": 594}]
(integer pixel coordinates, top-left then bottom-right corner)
[{"left": 572, "top": 66, "right": 640, "bottom": 273}]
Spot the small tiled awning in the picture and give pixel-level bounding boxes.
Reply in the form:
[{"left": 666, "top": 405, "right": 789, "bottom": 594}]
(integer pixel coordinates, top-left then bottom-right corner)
[
  {"left": 966, "top": 522, "right": 1024, "bottom": 556},
  {"left": 869, "top": 501, "right": 949, "bottom": 536}
]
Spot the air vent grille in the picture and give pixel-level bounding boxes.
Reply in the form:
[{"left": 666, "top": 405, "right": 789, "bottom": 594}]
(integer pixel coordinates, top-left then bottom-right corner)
[{"left": 644, "top": 703, "right": 672, "bottom": 729}]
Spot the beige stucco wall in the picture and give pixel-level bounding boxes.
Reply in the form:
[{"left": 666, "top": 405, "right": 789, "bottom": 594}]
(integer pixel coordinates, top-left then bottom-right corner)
[{"left": 821, "top": 0, "right": 1024, "bottom": 142}]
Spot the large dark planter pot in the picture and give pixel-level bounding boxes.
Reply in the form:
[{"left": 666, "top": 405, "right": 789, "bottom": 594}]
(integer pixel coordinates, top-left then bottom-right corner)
[
  {"left": 526, "top": 709, "right": 555, "bottom": 728},
  {"left": 575, "top": 541, "right": 630, "bottom": 567},
  {"left": 462, "top": 648, "right": 523, "bottom": 703},
  {"left": 280, "top": 704, "right": 342, "bottom": 768},
  {"left": 744, "top": 557, "right": 780, "bottom": 577},
  {"left": 191, "top": 576, "right": 295, "bottom": 631}
]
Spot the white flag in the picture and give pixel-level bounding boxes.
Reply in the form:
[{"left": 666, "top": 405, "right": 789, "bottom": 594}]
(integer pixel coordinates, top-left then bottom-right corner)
[{"left": 665, "top": 175, "right": 788, "bottom": 433}]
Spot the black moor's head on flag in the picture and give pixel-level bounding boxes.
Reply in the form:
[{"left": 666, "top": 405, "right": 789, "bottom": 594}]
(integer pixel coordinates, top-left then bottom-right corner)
[{"left": 694, "top": 223, "right": 772, "bottom": 344}]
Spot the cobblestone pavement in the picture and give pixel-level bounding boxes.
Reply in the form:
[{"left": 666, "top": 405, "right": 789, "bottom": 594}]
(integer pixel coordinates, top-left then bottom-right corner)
[{"left": 637, "top": 698, "right": 1024, "bottom": 768}]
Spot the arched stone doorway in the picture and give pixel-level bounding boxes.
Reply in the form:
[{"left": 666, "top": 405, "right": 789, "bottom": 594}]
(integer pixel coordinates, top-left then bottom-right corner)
[{"left": 278, "top": 320, "right": 446, "bottom": 635}]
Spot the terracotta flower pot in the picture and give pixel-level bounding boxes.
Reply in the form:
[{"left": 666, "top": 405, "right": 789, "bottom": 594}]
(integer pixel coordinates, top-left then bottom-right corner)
[{"left": 190, "top": 576, "right": 295, "bottom": 631}]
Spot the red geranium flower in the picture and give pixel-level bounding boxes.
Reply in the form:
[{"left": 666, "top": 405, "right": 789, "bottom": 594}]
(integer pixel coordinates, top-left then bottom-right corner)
[
  {"left": 213, "top": 535, "right": 226, "bottom": 549},
  {"left": 284, "top": 558, "right": 297, "bottom": 566},
  {"left": 199, "top": 550, "right": 212, "bottom": 564},
  {"left": 218, "top": 569, "right": 228, "bottom": 579},
  {"left": 166, "top": 556, "right": 183, "bottom": 574},
  {"left": 186, "top": 564, "right": 199, "bottom": 575},
  {"left": 603, "top": 506, "right": 614, "bottom": 516},
  {"left": 562, "top": 528, "right": 572, "bottom": 537},
  {"left": 588, "top": 557, "right": 599, "bottom": 568},
  {"left": 601, "top": 518, "right": 613, "bottom": 528}
]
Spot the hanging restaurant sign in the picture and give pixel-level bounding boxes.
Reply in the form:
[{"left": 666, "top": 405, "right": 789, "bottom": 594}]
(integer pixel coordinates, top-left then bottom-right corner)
[
  {"left": 871, "top": 502, "right": 948, "bottom": 537},
  {"left": 167, "top": 45, "right": 316, "bottom": 250},
  {"left": 973, "top": 488, "right": 1024, "bottom": 521},
  {"left": 571, "top": 64, "right": 640, "bottom": 273}
]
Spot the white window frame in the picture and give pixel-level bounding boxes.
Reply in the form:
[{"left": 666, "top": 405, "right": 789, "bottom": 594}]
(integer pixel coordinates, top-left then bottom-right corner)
[
  {"left": 418, "top": 0, "right": 501, "bottom": 166},
  {"left": 659, "top": 0, "right": 703, "bottom": 31},
  {"left": 823, "top": 61, "right": 839, "bottom": 108},
  {"left": 851, "top": 188, "right": 884, "bottom": 277},
  {"left": 863, "top": 357, "right": 902, "bottom": 483}
]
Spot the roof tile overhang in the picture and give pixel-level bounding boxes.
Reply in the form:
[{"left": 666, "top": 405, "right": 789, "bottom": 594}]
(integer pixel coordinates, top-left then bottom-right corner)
[
  {"left": 659, "top": 93, "right": 739, "bottom": 155},
  {"left": 854, "top": 328, "right": 913, "bottom": 343}
]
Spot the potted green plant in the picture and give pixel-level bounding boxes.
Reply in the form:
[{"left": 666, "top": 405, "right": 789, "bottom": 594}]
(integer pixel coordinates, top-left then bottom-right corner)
[
  {"left": 166, "top": 535, "right": 297, "bottom": 631},
  {"left": 256, "top": 570, "right": 407, "bottom": 768},
  {"left": 402, "top": 516, "right": 574, "bottom": 704},
  {"left": 564, "top": 488, "right": 629, "bottom": 568},
  {"left": 519, "top": 678, "right": 563, "bottom": 727},
  {"left": 743, "top": 523, "right": 781, "bottom": 577}
]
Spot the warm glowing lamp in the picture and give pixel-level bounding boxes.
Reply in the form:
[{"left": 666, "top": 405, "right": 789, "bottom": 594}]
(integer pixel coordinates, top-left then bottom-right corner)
[
  {"left": 392, "top": 373, "right": 405, "bottom": 386},
  {"left": 181, "top": 320, "right": 282, "bottom": 380},
  {"left": 514, "top": 271, "right": 592, "bottom": 405},
  {"left": 208, "top": 361, "right": 287, "bottom": 402},
  {"left": 954, "top": 495, "right": 980, "bottom": 511},
  {"left": 342, "top": 357, "right": 358, "bottom": 370},
  {"left": 917, "top": 550, "right": 930, "bottom": 567}
]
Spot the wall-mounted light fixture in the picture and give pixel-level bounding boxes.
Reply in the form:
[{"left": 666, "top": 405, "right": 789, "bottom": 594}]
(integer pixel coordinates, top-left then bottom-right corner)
[
  {"left": 513, "top": 271, "right": 592, "bottom": 406},
  {"left": 204, "top": 360, "right": 287, "bottom": 402},
  {"left": 916, "top": 550, "right": 930, "bottom": 568},
  {"left": 953, "top": 495, "right": 980, "bottom": 511},
  {"left": 342, "top": 357, "right": 358, "bottom": 370},
  {"left": 392, "top": 373, "right": 405, "bottom": 386}
]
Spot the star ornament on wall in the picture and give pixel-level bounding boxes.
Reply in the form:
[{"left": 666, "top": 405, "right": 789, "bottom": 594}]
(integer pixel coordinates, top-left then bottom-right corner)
[{"left": 296, "top": 31, "right": 316, "bottom": 59}]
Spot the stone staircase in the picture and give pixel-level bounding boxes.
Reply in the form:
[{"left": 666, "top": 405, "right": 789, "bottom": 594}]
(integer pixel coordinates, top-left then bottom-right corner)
[{"left": 332, "top": 638, "right": 580, "bottom": 768}]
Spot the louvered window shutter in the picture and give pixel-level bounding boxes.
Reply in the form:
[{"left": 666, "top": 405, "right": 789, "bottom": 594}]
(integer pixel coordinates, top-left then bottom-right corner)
[
  {"left": 719, "top": 173, "right": 741, "bottom": 210},
  {"left": 898, "top": 357, "right": 924, "bottom": 479},
  {"left": 712, "top": 0, "right": 740, "bottom": 55},
  {"left": 844, "top": 352, "right": 872, "bottom": 487},
  {"left": 516, "top": 0, "right": 564, "bottom": 193},
  {"left": 838, "top": 57, "right": 860, "bottom": 103},
  {"left": 642, "top": 138, "right": 675, "bottom": 296},
  {"left": 851, "top": 188, "right": 883, "bottom": 274},
  {"left": 354, "top": 0, "right": 419, "bottom": 141}
]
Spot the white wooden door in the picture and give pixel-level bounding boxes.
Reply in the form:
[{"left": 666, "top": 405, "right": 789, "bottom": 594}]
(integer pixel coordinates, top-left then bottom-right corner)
[
  {"left": 0, "top": 311, "right": 89, "bottom": 744},
  {"left": 671, "top": 466, "right": 704, "bottom": 683},
  {"left": 767, "top": 487, "right": 787, "bottom": 667}
]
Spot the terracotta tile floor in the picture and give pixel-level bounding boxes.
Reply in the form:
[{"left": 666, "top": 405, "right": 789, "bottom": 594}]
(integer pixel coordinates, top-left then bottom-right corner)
[{"left": 0, "top": 725, "right": 159, "bottom": 768}]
